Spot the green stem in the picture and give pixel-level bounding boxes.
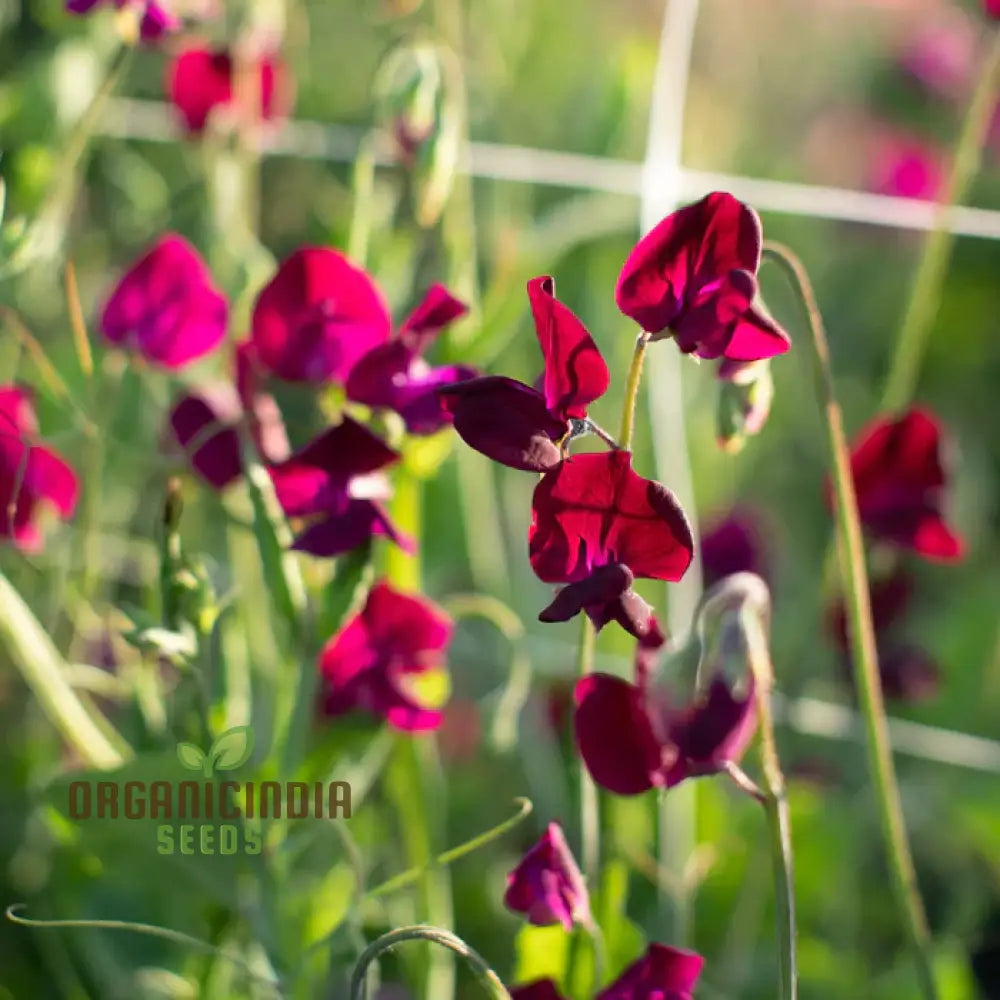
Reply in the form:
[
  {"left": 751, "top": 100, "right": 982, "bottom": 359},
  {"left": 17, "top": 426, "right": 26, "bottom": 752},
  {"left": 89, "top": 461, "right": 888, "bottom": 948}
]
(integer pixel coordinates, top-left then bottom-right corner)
[
  {"left": 348, "top": 132, "right": 378, "bottom": 266},
  {"left": 349, "top": 925, "right": 511, "bottom": 1000},
  {"left": 880, "top": 27, "right": 1000, "bottom": 413},
  {"left": 763, "top": 242, "right": 938, "bottom": 1000},
  {"left": 618, "top": 330, "right": 651, "bottom": 448},
  {"left": 576, "top": 615, "right": 600, "bottom": 885},
  {"left": 0, "top": 570, "right": 127, "bottom": 769}
]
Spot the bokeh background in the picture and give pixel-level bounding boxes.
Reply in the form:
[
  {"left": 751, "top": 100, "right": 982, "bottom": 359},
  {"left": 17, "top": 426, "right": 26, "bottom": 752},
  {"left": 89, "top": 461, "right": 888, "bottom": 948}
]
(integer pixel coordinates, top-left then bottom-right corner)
[{"left": 2, "top": 0, "right": 1000, "bottom": 997}]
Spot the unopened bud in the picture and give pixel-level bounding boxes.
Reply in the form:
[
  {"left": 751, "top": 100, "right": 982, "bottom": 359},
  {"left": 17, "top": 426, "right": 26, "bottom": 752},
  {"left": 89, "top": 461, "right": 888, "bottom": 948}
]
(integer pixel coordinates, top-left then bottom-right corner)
[
  {"left": 716, "top": 359, "right": 773, "bottom": 453},
  {"left": 375, "top": 42, "right": 443, "bottom": 165}
]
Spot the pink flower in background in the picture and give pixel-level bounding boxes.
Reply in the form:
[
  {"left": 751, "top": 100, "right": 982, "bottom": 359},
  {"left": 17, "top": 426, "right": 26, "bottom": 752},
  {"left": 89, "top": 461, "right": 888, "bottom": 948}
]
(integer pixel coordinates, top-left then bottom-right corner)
[
  {"left": 504, "top": 822, "right": 591, "bottom": 931},
  {"left": 101, "top": 234, "right": 228, "bottom": 369},
  {"left": 0, "top": 386, "right": 79, "bottom": 551},
  {"left": 318, "top": 581, "right": 452, "bottom": 731},
  {"left": 615, "top": 192, "right": 789, "bottom": 362},
  {"left": 868, "top": 134, "right": 944, "bottom": 201},
  {"left": 439, "top": 276, "right": 610, "bottom": 470},
  {"left": 65, "top": 0, "right": 179, "bottom": 42},
  {"left": 346, "top": 283, "right": 477, "bottom": 434},
  {"left": 898, "top": 13, "right": 975, "bottom": 99},
  {"left": 167, "top": 45, "right": 292, "bottom": 134},
  {"left": 268, "top": 416, "right": 411, "bottom": 557},
  {"left": 841, "top": 407, "right": 964, "bottom": 561},
  {"left": 985, "top": 0, "right": 1000, "bottom": 20},
  {"left": 529, "top": 451, "right": 692, "bottom": 640},
  {"left": 251, "top": 247, "right": 392, "bottom": 384}
]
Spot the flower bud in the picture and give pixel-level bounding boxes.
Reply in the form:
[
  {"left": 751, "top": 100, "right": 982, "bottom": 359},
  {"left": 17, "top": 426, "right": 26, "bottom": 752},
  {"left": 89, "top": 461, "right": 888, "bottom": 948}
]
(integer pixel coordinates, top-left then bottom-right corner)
[
  {"left": 716, "top": 358, "right": 773, "bottom": 453},
  {"left": 374, "top": 42, "right": 443, "bottom": 165}
]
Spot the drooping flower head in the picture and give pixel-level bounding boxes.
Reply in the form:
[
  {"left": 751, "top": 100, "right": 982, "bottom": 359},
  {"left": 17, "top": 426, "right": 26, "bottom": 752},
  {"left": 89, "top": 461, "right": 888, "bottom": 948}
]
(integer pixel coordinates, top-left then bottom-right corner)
[
  {"left": 169, "top": 343, "right": 290, "bottom": 491},
  {"left": 842, "top": 407, "right": 963, "bottom": 561},
  {"left": 101, "top": 234, "right": 228, "bottom": 369},
  {"left": 268, "top": 416, "right": 411, "bottom": 557},
  {"left": 167, "top": 45, "right": 292, "bottom": 134},
  {"left": 318, "top": 580, "right": 452, "bottom": 731},
  {"left": 616, "top": 192, "right": 789, "bottom": 362},
  {"left": 503, "top": 822, "right": 591, "bottom": 931},
  {"left": 529, "top": 451, "right": 692, "bottom": 640},
  {"left": 574, "top": 630, "right": 755, "bottom": 796},
  {"left": 439, "top": 276, "right": 610, "bottom": 470},
  {"left": 346, "top": 284, "right": 477, "bottom": 434},
  {"left": 0, "top": 386, "right": 79, "bottom": 551},
  {"left": 251, "top": 247, "right": 392, "bottom": 384}
]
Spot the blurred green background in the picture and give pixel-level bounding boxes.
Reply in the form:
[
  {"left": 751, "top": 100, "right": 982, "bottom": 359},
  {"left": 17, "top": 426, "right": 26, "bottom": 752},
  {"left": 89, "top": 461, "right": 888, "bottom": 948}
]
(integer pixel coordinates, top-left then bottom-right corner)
[{"left": 2, "top": 0, "right": 1000, "bottom": 997}]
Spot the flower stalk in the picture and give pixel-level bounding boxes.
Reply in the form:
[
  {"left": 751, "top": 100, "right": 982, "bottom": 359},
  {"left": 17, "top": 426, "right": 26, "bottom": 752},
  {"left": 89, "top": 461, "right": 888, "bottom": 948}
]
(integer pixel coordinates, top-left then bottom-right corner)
[
  {"left": 618, "top": 330, "right": 651, "bottom": 449},
  {"left": 762, "top": 241, "right": 938, "bottom": 1000}
]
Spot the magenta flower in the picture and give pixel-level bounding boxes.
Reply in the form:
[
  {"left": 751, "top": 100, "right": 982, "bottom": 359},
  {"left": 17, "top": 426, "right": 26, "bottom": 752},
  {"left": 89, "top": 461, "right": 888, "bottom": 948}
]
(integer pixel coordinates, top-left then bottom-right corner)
[
  {"left": 169, "top": 342, "right": 289, "bottom": 491},
  {"left": 251, "top": 247, "right": 392, "bottom": 384},
  {"left": 985, "top": 0, "right": 1000, "bottom": 20},
  {"left": 318, "top": 580, "right": 452, "bottom": 731},
  {"left": 268, "top": 417, "right": 411, "bottom": 557},
  {"left": 700, "top": 509, "right": 769, "bottom": 589},
  {"left": 66, "top": 0, "right": 179, "bottom": 42},
  {"left": 503, "top": 822, "right": 591, "bottom": 931},
  {"left": 899, "top": 14, "right": 975, "bottom": 99},
  {"left": 615, "top": 192, "right": 789, "bottom": 362},
  {"left": 167, "top": 46, "right": 292, "bottom": 134},
  {"left": 529, "top": 451, "right": 692, "bottom": 640},
  {"left": 100, "top": 234, "right": 228, "bottom": 369},
  {"left": 843, "top": 407, "right": 964, "bottom": 561},
  {"left": 346, "top": 284, "right": 477, "bottom": 434},
  {"left": 0, "top": 386, "right": 79, "bottom": 551},
  {"left": 868, "top": 134, "right": 944, "bottom": 201},
  {"left": 574, "top": 652, "right": 756, "bottom": 796},
  {"left": 439, "top": 276, "right": 610, "bottom": 471},
  {"left": 511, "top": 944, "right": 704, "bottom": 1000}
]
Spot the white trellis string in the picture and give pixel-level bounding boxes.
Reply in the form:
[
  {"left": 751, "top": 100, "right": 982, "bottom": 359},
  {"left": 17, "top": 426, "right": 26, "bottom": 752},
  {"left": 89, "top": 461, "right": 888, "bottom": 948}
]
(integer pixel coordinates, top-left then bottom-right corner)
[{"left": 101, "top": 97, "right": 1000, "bottom": 239}]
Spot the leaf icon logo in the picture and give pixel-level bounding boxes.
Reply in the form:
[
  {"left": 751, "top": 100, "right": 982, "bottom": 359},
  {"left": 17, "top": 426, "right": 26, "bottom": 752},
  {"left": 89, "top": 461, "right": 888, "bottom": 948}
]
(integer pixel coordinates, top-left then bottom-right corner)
[{"left": 176, "top": 726, "right": 254, "bottom": 777}]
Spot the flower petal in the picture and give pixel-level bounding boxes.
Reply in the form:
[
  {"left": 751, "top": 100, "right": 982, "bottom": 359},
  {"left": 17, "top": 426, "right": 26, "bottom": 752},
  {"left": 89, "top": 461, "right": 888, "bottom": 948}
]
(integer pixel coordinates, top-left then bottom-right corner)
[
  {"left": 169, "top": 391, "right": 243, "bottom": 490},
  {"left": 527, "top": 276, "right": 610, "bottom": 420},
  {"left": 596, "top": 943, "right": 704, "bottom": 1000},
  {"left": 291, "top": 499, "right": 414, "bottom": 557},
  {"left": 399, "top": 283, "right": 468, "bottom": 352}
]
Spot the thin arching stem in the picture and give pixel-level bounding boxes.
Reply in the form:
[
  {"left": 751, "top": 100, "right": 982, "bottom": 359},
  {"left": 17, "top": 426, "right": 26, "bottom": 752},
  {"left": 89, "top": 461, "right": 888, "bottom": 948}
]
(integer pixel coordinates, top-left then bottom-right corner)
[{"left": 762, "top": 241, "right": 939, "bottom": 1000}]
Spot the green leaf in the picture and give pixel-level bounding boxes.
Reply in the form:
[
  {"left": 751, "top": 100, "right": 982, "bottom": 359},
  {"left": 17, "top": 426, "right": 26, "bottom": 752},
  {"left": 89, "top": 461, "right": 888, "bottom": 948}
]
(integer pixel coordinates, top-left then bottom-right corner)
[
  {"left": 175, "top": 742, "right": 206, "bottom": 772},
  {"left": 512, "top": 924, "right": 569, "bottom": 987},
  {"left": 208, "top": 725, "right": 254, "bottom": 772}
]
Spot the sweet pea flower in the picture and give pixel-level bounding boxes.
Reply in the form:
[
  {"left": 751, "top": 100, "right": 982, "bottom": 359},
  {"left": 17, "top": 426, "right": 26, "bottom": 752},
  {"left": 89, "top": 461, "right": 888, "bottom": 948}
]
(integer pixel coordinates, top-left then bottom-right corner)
[
  {"left": 169, "top": 344, "right": 290, "bottom": 491},
  {"left": 868, "top": 134, "right": 944, "bottom": 201},
  {"left": 700, "top": 509, "right": 769, "bottom": 589},
  {"left": 503, "top": 822, "right": 591, "bottom": 931},
  {"left": 318, "top": 580, "right": 452, "bottom": 731},
  {"left": 346, "top": 283, "right": 477, "bottom": 434},
  {"left": 167, "top": 45, "right": 292, "bottom": 134},
  {"left": 615, "top": 192, "right": 789, "bottom": 362},
  {"left": 66, "top": 0, "right": 179, "bottom": 42},
  {"left": 0, "top": 386, "right": 79, "bottom": 551},
  {"left": 439, "top": 276, "right": 610, "bottom": 471},
  {"left": 251, "top": 247, "right": 392, "bottom": 384},
  {"left": 268, "top": 416, "right": 411, "bottom": 557},
  {"left": 985, "top": 0, "right": 1000, "bottom": 20},
  {"left": 842, "top": 407, "right": 964, "bottom": 561},
  {"left": 574, "top": 635, "right": 755, "bottom": 795},
  {"left": 511, "top": 944, "right": 704, "bottom": 1000},
  {"left": 898, "top": 14, "right": 975, "bottom": 100},
  {"left": 529, "top": 451, "right": 692, "bottom": 640},
  {"left": 100, "top": 234, "right": 228, "bottom": 369}
]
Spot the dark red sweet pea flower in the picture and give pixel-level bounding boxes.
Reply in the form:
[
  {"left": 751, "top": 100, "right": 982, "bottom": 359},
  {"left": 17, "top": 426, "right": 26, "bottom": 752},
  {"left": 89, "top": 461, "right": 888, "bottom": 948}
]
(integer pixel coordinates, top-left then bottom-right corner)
[
  {"left": 529, "top": 451, "right": 692, "bottom": 640},
  {"left": 167, "top": 46, "right": 292, "bottom": 135},
  {"left": 574, "top": 660, "right": 756, "bottom": 796},
  {"left": 510, "top": 982, "right": 568, "bottom": 1000},
  {"left": 101, "top": 234, "right": 228, "bottom": 369},
  {"left": 826, "top": 570, "right": 912, "bottom": 651},
  {"left": 596, "top": 944, "right": 704, "bottom": 1000},
  {"left": 985, "top": 0, "right": 1000, "bottom": 20},
  {"left": 251, "top": 247, "right": 392, "bottom": 384},
  {"left": 700, "top": 509, "right": 769, "bottom": 589},
  {"left": 268, "top": 416, "right": 412, "bottom": 557},
  {"left": 346, "top": 284, "right": 477, "bottom": 434},
  {"left": 439, "top": 276, "right": 610, "bottom": 471},
  {"left": 0, "top": 386, "right": 79, "bottom": 551},
  {"left": 842, "top": 407, "right": 964, "bottom": 561},
  {"left": 615, "top": 192, "right": 789, "bottom": 362},
  {"left": 503, "top": 822, "right": 591, "bottom": 931},
  {"left": 318, "top": 580, "right": 451, "bottom": 731},
  {"left": 169, "top": 342, "right": 289, "bottom": 491}
]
